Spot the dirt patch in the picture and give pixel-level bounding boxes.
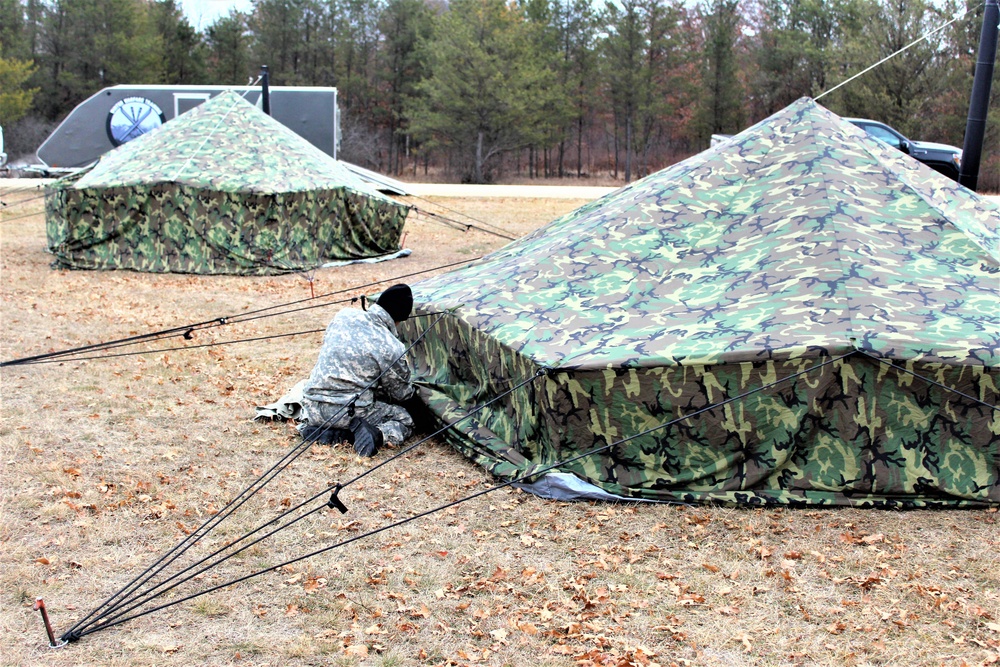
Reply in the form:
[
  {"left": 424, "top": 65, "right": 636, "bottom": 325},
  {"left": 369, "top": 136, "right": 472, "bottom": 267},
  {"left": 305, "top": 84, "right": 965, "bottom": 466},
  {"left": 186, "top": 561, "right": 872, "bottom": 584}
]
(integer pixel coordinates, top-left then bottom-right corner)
[{"left": 1, "top": 189, "right": 998, "bottom": 667}]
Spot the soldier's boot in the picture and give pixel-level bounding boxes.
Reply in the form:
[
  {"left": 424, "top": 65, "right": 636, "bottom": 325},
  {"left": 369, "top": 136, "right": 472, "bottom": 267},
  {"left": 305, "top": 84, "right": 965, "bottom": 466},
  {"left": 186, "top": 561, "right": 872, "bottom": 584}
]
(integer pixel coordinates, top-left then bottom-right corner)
[{"left": 350, "top": 417, "right": 383, "bottom": 457}]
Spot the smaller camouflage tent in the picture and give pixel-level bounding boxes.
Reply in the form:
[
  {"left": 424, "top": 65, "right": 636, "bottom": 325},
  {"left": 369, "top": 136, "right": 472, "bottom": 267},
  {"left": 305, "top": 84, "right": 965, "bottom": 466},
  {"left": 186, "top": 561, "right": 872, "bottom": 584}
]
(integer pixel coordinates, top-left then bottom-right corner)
[
  {"left": 402, "top": 98, "right": 1000, "bottom": 508},
  {"left": 45, "top": 91, "right": 409, "bottom": 275}
]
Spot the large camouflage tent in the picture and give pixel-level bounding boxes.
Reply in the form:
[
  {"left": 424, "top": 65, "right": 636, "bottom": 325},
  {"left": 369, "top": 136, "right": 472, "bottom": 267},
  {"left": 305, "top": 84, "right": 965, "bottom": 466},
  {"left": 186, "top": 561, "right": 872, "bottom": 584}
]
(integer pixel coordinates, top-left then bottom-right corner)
[
  {"left": 45, "top": 91, "right": 409, "bottom": 275},
  {"left": 401, "top": 98, "right": 1000, "bottom": 507}
]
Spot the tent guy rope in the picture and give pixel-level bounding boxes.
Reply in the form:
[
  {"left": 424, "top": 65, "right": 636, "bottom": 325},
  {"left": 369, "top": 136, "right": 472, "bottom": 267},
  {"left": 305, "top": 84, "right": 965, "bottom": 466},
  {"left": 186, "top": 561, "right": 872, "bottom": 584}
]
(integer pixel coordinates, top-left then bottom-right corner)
[
  {"left": 59, "top": 309, "right": 452, "bottom": 642},
  {"left": 59, "top": 350, "right": 880, "bottom": 642},
  {"left": 0, "top": 258, "right": 477, "bottom": 367}
]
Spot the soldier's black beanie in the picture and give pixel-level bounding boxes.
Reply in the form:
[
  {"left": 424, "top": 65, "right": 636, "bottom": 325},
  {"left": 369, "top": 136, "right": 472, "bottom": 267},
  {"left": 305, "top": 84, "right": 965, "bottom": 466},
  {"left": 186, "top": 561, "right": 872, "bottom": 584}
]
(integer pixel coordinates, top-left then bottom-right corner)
[{"left": 377, "top": 284, "right": 413, "bottom": 323}]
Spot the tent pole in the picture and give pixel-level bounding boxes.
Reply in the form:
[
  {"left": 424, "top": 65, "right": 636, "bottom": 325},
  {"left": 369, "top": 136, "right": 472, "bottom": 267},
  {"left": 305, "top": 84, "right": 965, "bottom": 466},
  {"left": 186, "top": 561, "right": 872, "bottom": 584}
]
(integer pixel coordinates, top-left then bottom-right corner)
[
  {"left": 260, "top": 65, "right": 271, "bottom": 116},
  {"left": 959, "top": 0, "right": 999, "bottom": 191}
]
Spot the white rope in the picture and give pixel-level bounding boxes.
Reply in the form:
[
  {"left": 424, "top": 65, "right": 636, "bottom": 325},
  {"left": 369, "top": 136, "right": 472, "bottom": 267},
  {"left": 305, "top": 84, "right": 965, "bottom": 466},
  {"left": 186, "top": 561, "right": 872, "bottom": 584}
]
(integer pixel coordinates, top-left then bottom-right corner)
[
  {"left": 816, "top": 2, "right": 984, "bottom": 101},
  {"left": 168, "top": 75, "right": 265, "bottom": 182}
]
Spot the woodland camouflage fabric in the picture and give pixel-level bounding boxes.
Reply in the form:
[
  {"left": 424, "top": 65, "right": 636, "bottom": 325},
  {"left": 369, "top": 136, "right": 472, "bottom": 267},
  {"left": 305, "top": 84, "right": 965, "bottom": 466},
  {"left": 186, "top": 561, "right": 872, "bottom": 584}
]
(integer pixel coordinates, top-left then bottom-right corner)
[
  {"left": 400, "top": 98, "right": 1000, "bottom": 507},
  {"left": 45, "top": 91, "right": 409, "bottom": 275}
]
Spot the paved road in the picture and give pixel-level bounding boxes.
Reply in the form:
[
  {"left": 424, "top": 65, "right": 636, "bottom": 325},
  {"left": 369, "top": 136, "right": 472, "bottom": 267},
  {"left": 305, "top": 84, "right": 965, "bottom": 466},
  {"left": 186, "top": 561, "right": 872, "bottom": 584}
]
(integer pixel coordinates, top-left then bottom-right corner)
[
  {"left": 0, "top": 178, "right": 51, "bottom": 192},
  {"left": 0, "top": 179, "right": 619, "bottom": 200},
  {"left": 402, "top": 183, "right": 618, "bottom": 199}
]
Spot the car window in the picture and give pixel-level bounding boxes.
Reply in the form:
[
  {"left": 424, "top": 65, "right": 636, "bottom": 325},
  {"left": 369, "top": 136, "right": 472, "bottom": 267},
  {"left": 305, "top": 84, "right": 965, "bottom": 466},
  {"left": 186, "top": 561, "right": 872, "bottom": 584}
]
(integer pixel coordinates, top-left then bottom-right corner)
[{"left": 861, "top": 125, "right": 903, "bottom": 149}]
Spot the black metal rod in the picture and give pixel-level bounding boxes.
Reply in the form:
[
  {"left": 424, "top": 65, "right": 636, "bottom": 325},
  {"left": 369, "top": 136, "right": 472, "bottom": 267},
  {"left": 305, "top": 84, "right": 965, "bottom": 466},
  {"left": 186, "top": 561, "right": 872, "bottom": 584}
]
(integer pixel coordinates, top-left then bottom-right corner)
[
  {"left": 260, "top": 65, "right": 270, "bottom": 115},
  {"left": 959, "top": 0, "right": 999, "bottom": 190}
]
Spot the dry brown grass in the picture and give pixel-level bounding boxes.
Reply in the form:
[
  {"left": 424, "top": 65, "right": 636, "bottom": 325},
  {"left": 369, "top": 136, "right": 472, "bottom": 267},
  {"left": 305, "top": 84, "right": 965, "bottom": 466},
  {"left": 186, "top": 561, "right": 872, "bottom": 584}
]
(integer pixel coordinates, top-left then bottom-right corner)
[{"left": 1, "top": 184, "right": 998, "bottom": 667}]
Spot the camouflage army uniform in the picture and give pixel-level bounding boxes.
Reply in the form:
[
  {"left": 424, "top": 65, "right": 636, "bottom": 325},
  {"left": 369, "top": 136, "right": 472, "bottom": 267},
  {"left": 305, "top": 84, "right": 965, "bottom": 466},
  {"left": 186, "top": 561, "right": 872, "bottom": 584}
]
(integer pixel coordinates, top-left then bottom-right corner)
[{"left": 301, "top": 304, "right": 415, "bottom": 446}]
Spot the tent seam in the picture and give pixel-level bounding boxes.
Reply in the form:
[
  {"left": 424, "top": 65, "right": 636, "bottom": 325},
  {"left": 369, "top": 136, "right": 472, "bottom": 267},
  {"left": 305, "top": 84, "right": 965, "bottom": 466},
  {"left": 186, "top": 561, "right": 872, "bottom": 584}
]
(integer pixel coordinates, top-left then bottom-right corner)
[
  {"left": 822, "top": 113, "right": 1000, "bottom": 359},
  {"left": 840, "top": 119, "right": 1000, "bottom": 262}
]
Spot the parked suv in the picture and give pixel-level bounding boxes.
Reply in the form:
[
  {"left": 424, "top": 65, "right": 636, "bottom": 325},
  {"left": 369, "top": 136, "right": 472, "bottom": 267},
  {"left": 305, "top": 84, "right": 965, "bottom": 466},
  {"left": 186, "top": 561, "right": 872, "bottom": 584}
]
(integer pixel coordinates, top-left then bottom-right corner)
[
  {"left": 845, "top": 118, "right": 962, "bottom": 180},
  {"left": 710, "top": 119, "right": 962, "bottom": 180}
]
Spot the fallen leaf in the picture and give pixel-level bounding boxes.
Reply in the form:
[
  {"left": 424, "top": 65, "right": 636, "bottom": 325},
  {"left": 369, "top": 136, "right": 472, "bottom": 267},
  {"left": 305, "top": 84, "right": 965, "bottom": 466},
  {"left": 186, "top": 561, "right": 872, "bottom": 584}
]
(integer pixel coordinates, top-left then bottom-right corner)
[
  {"left": 344, "top": 644, "right": 368, "bottom": 657},
  {"left": 678, "top": 593, "right": 705, "bottom": 605},
  {"left": 970, "top": 605, "right": 994, "bottom": 619},
  {"left": 517, "top": 622, "right": 539, "bottom": 635},
  {"left": 702, "top": 563, "right": 720, "bottom": 573},
  {"left": 35, "top": 557, "right": 50, "bottom": 565}
]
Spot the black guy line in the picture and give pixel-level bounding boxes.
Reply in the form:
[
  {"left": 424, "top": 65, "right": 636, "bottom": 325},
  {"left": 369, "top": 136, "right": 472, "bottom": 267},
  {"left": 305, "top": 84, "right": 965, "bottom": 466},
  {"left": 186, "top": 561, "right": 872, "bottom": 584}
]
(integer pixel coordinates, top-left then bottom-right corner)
[
  {"left": 64, "top": 310, "right": 451, "bottom": 639},
  {"left": 76, "top": 358, "right": 531, "bottom": 635},
  {"left": 855, "top": 350, "right": 999, "bottom": 411},
  {"left": 2, "top": 258, "right": 477, "bottom": 367},
  {"left": 74, "top": 353, "right": 850, "bottom": 638}
]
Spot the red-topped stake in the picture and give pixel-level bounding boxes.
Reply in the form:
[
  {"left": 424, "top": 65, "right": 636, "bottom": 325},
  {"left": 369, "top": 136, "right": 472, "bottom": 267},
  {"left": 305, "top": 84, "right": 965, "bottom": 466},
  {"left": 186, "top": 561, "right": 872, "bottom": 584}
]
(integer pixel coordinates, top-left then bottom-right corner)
[{"left": 33, "top": 598, "right": 62, "bottom": 648}]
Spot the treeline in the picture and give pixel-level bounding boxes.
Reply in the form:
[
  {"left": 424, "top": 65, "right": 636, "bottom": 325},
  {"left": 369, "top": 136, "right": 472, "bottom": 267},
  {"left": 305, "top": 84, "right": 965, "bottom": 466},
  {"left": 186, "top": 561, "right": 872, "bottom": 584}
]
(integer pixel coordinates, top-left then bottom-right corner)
[{"left": 1, "top": 0, "right": 997, "bottom": 186}]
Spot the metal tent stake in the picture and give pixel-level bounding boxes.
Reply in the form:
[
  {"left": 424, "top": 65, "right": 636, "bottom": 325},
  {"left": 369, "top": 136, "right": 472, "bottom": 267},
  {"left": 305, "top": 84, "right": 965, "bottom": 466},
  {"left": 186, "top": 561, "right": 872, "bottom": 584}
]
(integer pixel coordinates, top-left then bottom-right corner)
[{"left": 33, "top": 598, "right": 64, "bottom": 648}]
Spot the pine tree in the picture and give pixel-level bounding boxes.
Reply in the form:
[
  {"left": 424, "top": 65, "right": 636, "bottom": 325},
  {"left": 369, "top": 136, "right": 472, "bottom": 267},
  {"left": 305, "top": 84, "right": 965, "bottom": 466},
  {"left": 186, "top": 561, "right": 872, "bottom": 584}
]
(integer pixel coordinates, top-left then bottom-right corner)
[
  {"left": 205, "top": 11, "right": 252, "bottom": 84},
  {"left": 378, "top": 0, "right": 433, "bottom": 173},
  {"left": 694, "top": 0, "right": 744, "bottom": 140},
  {"left": 407, "top": 0, "right": 553, "bottom": 182}
]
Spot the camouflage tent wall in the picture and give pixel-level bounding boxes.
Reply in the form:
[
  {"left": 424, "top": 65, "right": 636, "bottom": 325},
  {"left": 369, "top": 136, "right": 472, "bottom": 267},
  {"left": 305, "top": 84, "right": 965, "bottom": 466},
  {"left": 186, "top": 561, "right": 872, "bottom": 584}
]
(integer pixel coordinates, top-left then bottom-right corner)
[
  {"left": 401, "top": 99, "right": 1000, "bottom": 508},
  {"left": 45, "top": 91, "right": 409, "bottom": 275}
]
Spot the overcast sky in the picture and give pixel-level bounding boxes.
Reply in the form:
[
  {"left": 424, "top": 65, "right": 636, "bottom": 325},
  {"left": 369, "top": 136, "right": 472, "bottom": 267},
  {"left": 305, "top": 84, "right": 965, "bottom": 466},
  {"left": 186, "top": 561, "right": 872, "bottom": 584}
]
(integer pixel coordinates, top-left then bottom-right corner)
[{"left": 179, "top": 0, "right": 253, "bottom": 30}]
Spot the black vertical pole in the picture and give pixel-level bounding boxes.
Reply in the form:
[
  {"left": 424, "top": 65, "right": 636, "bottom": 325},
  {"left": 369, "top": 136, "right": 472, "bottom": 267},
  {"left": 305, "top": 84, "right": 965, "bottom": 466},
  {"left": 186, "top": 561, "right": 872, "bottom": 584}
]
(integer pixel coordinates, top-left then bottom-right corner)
[
  {"left": 959, "top": 0, "right": 999, "bottom": 191},
  {"left": 260, "top": 65, "right": 271, "bottom": 116}
]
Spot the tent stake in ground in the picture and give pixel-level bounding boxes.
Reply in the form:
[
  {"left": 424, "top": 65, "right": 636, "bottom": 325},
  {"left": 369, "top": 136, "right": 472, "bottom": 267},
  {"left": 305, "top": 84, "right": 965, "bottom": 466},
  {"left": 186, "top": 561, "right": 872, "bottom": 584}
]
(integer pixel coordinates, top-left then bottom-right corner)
[{"left": 33, "top": 598, "right": 64, "bottom": 649}]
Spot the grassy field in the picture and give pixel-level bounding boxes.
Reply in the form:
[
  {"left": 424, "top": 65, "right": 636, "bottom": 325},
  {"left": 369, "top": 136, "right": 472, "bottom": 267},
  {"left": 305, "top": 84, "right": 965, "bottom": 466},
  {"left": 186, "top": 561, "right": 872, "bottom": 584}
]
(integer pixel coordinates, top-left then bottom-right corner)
[{"left": 1, "top": 182, "right": 998, "bottom": 667}]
